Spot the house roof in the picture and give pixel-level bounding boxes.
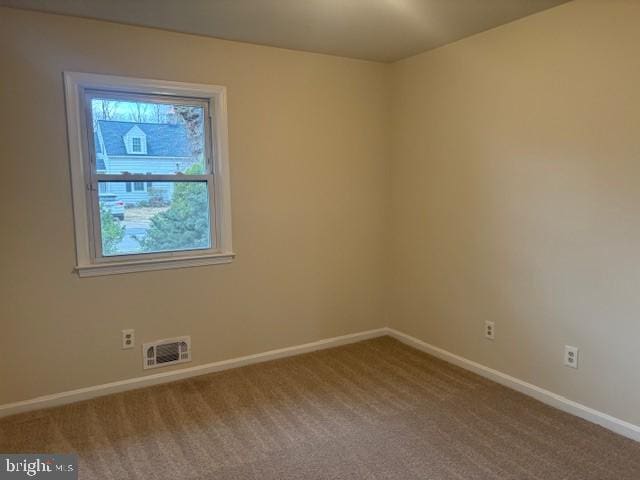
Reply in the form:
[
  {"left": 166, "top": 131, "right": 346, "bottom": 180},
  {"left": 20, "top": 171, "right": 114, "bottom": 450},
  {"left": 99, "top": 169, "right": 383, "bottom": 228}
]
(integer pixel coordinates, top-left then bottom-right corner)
[
  {"left": 97, "top": 120, "right": 192, "bottom": 157},
  {"left": 94, "top": 133, "right": 106, "bottom": 170}
]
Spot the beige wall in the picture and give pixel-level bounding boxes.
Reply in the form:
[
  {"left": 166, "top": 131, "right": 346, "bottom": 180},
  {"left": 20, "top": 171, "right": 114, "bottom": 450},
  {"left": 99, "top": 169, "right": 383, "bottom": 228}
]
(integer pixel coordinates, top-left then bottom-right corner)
[
  {"left": 390, "top": 0, "right": 640, "bottom": 425},
  {"left": 0, "top": 7, "right": 390, "bottom": 404}
]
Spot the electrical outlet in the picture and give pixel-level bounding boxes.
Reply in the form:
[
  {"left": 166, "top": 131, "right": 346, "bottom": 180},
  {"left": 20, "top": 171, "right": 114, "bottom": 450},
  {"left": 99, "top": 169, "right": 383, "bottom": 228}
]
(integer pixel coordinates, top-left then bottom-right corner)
[
  {"left": 122, "top": 329, "right": 135, "bottom": 349},
  {"left": 564, "top": 345, "right": 578, "bottom": 369},
  {"left": 484, "top": 321, "right": 495, "bottom": 340}
]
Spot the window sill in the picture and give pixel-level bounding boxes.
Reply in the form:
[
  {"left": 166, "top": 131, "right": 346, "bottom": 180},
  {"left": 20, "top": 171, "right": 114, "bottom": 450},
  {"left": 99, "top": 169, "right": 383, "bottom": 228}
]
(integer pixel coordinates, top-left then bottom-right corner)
[{"left": 75, "top": 252, "right": 235, "bottom": 277}]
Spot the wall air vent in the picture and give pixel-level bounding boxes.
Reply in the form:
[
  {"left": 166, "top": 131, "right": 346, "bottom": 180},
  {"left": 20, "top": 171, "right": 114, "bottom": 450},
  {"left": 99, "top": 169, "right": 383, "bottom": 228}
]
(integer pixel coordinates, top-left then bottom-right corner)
[{"left": 143, "top": 336, "right": 191, "bottom": 369}]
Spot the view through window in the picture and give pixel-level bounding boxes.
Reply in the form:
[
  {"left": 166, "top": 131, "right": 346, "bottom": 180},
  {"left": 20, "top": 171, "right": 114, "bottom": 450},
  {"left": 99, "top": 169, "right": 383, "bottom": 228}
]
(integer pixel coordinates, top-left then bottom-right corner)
[{"left": 89, "top": 93, "right": 213, "bottom": 257}]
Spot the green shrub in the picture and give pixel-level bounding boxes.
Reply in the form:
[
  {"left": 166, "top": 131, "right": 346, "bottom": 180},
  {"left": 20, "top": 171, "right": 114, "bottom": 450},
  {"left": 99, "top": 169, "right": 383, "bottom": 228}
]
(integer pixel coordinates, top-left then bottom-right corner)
[
  {"left": 140, "top": 164, "right": 210, "bottom": 252},
  {"left": 100, "top": 206, "right": 125, "bottom": 255}
]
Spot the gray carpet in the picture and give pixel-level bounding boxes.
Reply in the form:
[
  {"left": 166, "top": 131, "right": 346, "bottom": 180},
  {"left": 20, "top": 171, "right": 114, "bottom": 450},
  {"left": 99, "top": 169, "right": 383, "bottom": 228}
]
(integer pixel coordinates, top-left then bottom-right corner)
[{"left": 1, "top": 336, "right": 639, "bottom": 479}]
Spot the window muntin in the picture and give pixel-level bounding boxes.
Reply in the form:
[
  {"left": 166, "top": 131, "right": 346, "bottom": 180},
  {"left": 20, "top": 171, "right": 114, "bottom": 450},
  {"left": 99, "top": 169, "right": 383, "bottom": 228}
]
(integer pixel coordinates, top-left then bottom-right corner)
[{"left": 84, "top": 90, "right": 215, "bottom": 261}]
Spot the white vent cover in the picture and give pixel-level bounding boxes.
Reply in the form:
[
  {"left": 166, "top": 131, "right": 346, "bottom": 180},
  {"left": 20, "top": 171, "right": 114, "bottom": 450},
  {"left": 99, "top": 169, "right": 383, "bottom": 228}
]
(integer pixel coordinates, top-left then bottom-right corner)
[{"left": 143, "top": 336, "right": 191, "bottom": 369}]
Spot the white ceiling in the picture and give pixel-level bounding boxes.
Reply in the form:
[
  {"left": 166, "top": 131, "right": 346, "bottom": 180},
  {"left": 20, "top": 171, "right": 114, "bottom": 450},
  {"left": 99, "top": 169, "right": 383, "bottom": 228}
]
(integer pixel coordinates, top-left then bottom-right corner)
[{"left": 0, "top": 0, "right": 570, "bottom": 62}]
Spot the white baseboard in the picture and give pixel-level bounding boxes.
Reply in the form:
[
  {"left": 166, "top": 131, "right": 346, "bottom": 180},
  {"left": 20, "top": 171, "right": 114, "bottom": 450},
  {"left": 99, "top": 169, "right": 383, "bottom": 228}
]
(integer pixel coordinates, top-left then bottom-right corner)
[
  {"left": 2, "top": 326, "right": 638, "bottom": 444},
  {"left": 386, "top": 328, "right": 640, "bottom": 443},
  {"left": 0, "top": 328, "right": 388, "bottom": 419}
]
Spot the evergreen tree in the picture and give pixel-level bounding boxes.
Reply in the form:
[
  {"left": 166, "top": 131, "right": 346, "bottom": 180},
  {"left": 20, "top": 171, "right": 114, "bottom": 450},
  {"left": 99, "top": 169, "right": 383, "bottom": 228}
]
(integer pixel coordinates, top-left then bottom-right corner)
[
  {"left": 140, "top": 164, "right": 210, "bottom": 252},
  {"left": 100, "top": 206, "right": 125, "bottom": 255}
]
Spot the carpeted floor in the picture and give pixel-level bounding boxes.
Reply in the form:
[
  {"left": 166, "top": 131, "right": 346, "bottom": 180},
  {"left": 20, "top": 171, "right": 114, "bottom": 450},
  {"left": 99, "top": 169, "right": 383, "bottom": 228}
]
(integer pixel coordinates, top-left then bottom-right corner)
[{"left": 1, "top": 336, "right": 638, "bottom": 479}]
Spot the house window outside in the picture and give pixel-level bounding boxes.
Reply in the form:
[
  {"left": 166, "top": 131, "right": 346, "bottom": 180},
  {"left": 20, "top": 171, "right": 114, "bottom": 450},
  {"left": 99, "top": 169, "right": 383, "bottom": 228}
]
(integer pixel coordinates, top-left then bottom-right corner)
[
  {"left": 64, "top": 72, "right": 234, "bottom": 276},
  {"left": 126, "top": 181, "right": 146, "bottom": 192},
  {"left": 131, "top": 137, "right": 142, "bottom": 153}
]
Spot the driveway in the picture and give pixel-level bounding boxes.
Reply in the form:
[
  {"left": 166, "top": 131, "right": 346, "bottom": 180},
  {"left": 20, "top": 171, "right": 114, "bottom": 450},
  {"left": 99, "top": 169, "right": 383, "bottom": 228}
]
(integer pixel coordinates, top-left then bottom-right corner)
[{"left": 115, "top": 206, "right": 168, "bottom": 253}]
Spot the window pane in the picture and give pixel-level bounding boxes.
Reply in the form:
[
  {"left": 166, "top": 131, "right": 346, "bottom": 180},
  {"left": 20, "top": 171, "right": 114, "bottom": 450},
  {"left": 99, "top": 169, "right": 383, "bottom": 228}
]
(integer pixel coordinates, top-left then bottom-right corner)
[
  {"left": 90, "top": 96, "right": 207, "bottom": 174},
  {"left": 98, "top": 181, "right": 211, "bottom": 256}
]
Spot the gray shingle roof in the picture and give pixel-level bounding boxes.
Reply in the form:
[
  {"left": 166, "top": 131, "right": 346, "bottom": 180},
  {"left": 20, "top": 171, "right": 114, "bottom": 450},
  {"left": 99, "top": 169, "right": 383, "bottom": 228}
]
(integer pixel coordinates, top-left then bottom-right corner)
[
  {"left": 97, "top": 120, "right": 192, "bottom": 157},
  {"left": 94, "top": 132, "right": 102, "bottom": 154},
  {"left": 94, "top": 133, "right": 106, "bottom": 170}
]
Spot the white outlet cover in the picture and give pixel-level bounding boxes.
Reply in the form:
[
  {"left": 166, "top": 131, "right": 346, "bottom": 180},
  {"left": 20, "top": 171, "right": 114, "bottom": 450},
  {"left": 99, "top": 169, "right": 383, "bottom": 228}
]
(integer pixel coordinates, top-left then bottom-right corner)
[
  {"left": 564, "top": 345, "right": 578, "bottom": 369},
  {"left": 122, "top": 329, "right": 135, "bottom": 349},
  {"left": 484, "top": 321, "right": 495, "bottom": 340}
]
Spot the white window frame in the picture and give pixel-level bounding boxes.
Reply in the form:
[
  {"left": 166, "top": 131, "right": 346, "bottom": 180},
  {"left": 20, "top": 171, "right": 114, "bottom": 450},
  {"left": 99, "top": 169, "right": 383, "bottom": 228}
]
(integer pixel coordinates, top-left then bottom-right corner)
[{"left": 65, "top": 72, "right": 234, "bottom": 277}]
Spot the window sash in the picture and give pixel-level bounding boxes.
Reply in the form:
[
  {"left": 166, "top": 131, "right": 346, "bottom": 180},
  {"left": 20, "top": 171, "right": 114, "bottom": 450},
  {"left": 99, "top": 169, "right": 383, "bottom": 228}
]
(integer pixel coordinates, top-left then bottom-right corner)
[
  {"left": 90, "top": 178, "right": 217, "bottom": 262},
  {"left": 82, "top": 90, "right": 217, "bottom": 262},
  {"left": 83, "top": 89, "right": 214, "bottom": 177}
]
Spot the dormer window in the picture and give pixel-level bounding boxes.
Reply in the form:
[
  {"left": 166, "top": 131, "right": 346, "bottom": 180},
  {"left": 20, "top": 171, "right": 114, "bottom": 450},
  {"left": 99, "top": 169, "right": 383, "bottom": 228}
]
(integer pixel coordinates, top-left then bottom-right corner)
[
  {"left": 131, "top": 137, "right": 142, "bottom": 153},
  {"left": 123, "top": 125, "right": 147, "bottom": 154}
]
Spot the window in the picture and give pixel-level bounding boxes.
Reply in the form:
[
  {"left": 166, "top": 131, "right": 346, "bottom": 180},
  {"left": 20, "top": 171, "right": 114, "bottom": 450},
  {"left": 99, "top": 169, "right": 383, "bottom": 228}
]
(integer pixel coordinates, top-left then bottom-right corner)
[
  {"left": 129, "top": 181, "right": 146, "bottom": 192},
  {"left": 131, "top": 137, "right": 142, "bottom": 153},
  {"left": 125, "top": 181, "right": 146, "bottom": 192},
  {"left": 65, "top": 72, "right": 234, "bottom": 276}
]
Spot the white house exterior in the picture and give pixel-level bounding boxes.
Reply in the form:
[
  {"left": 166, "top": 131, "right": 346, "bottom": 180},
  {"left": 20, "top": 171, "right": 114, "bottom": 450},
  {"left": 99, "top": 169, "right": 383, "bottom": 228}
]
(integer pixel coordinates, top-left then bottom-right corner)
[{"left": 95, "top": 120, "right": 196, "bottom": 204}]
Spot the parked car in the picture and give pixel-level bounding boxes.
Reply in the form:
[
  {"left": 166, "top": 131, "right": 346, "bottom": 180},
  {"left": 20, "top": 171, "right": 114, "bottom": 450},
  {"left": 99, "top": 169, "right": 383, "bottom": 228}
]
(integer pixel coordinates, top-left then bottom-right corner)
[{"left": 99, "top": 193, "right": 125, "bottom": 220}]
